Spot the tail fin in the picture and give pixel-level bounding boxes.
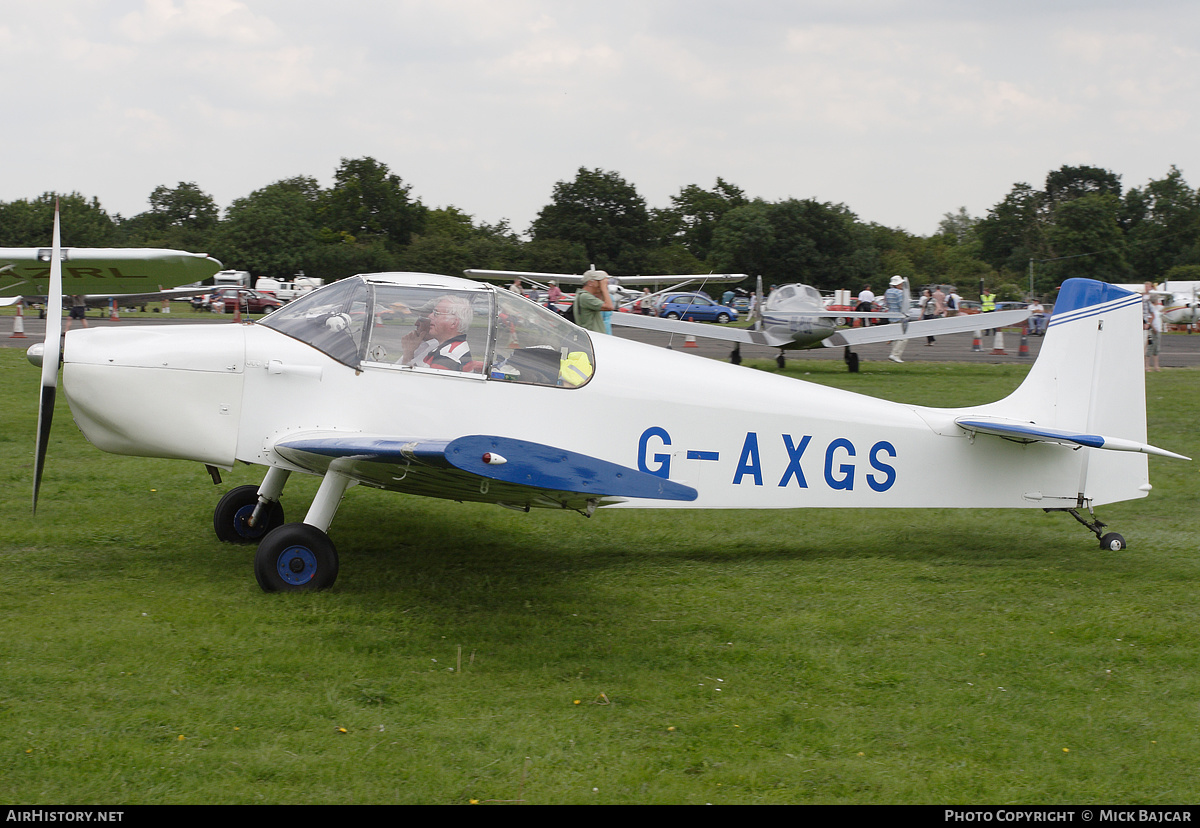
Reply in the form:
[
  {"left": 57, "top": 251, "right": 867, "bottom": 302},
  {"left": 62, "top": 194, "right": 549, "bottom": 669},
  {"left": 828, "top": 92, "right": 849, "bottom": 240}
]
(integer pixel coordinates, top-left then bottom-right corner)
[{"left": 965, "top": 278, "right": 1182, "bottom": 505}]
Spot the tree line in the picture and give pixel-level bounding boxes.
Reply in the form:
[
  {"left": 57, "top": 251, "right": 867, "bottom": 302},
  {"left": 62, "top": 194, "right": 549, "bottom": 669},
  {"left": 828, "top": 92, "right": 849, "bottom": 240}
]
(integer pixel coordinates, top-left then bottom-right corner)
[{"left": 2, "top": 158, "right": 1198, "bottom": 300}]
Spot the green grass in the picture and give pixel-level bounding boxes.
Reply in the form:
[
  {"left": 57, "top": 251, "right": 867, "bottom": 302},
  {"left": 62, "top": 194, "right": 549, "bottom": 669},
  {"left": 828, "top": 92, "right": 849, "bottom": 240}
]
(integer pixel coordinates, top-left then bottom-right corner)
[{"left": 1, "top": 349, "right": 1198, "bottom": 804}]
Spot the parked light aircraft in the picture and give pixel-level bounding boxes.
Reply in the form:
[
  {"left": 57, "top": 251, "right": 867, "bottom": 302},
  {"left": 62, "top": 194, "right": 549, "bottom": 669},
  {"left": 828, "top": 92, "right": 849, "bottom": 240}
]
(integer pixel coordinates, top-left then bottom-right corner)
[
  {"left": 464, "top": 268, "right": 746, "bottom": 312},
  {"left": 30, "top": 211, "right": 1187, "bottom": 592},
  {"left": 614, "top": 277, "right": 1031, "bottom": 371},
  {"left": 1, "top": 244, "right": 221, "bottom": 308}
]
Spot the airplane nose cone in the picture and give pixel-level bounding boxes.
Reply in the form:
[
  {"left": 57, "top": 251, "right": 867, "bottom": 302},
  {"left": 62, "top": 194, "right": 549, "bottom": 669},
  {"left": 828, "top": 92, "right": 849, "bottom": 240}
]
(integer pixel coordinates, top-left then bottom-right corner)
[{"left": 26, "top": 342, "right": 44, "bottom": 368}]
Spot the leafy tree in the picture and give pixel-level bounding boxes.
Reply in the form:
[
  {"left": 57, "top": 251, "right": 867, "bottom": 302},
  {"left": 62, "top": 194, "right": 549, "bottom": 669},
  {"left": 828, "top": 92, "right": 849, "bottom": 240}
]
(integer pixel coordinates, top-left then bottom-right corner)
[
  {"left": 399, "top": 207, "right": 527, "bottom": 275},
  {"left": 0, "top": 192, "right": 117, "bottom": 246},
  {"left": 656, "top": 178, "right": 748, "bottom": 261},
  {"left": 529, "top": 168, "right": 652, "bottom": 274},
  {"left": 1042, "top": 193, "right": 1130, "bottom": 285},
  {"left": 214, "top": 177, "right": 322, "bottom": 279},
  {"left": 977, "top": 183, "right": 1050, "bottom": 275},
  {"left": 320, "top": 157, "right": 426, "bottom": 249},
  {"left": 1123, "top": 166, "right": 1200, "bottom": 279},
  {"left": 120, "top": 182, "right": 219, "bottom": 251},
  {"left": 1044, "top": 165, "right": 1122, "bottom": 205},
  {"left": 708, "top": 202, "right": 776, "bottom": 280}
]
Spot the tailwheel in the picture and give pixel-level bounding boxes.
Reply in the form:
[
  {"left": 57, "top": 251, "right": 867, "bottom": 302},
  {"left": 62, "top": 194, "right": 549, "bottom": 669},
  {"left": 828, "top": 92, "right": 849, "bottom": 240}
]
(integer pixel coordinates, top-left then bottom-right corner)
[
  {"left": 214, "top": 484, "right": 284, "bottom": 544},
  {"left": 1052, "top": 507, "right": 1127, "bottom": 552},
  {"left": 254, "top": 523, "right": 340, "bottom": 592}
]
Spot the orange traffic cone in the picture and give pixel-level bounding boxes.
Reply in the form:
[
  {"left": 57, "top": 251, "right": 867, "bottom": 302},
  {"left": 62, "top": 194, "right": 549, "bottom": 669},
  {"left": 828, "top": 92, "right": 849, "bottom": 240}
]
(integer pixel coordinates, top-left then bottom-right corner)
[
  {"left": 10, "top": 302, "right": 26, "bottom": 338},
  {"left": 990, "top": 329, "right": 1007, "bottom": 355}
]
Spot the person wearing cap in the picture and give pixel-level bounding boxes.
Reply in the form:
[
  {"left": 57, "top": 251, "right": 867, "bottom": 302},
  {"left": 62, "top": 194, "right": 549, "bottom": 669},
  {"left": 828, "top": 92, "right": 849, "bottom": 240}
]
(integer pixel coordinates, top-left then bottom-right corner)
[
  {"left": 573, "top": 269, "right": 613, "bottom": 333},
  {"left": 885, "top": 275, "right": 908, "bottom": 363},
  {"left": 546, "top": 279, "right": 563, "bottom": 313}
]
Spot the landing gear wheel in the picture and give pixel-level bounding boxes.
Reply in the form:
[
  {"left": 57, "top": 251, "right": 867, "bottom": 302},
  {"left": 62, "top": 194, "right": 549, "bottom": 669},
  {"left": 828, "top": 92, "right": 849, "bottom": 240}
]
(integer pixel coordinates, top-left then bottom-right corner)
[
  {"left": 844, "top": 347, "right": 860, "bottom": 373},
  {"left": 214, "top": 485, "right": 285, "bottom": 544},
  {"left": 254, "top": 524, "right": 340, "bottom": 592},
  {"left": 776, "top": 352, "right": 786, "bottom": 370},
  {"left": 1099, "top": 532, "right": 1126, "bottom": 552},
  {"left": 731, "top": 344, "right": 742, "bottom": 365}
]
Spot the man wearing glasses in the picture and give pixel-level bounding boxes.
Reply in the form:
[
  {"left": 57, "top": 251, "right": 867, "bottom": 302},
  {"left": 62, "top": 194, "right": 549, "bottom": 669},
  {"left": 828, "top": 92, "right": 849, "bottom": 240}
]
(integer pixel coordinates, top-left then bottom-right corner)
[{"left": 400, "top": 295, "right": 475, "bottom": 371}]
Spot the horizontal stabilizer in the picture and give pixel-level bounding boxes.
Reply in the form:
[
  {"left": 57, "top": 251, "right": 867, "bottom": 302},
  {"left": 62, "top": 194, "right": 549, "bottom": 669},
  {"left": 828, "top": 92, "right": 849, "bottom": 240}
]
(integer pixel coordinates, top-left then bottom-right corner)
[
  {"left": 955, "top": 417, "right": 1190, "bottom": 460},
  {"left": 824, "top": 308, "right": 1031, "bottom": 347}
]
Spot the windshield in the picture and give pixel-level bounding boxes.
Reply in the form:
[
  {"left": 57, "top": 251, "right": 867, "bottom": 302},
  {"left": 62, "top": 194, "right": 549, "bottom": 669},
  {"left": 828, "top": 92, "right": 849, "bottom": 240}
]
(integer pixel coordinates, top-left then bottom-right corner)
[{"left": 261, "top": 277, "right": 595, "bottom": 386}]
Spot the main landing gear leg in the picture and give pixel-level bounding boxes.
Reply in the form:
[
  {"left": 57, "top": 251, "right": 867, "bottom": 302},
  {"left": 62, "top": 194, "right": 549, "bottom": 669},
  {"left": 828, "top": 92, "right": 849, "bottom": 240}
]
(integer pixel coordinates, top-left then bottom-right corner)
[
  {"left": 844, "top": 346, "right": 860, "bottom": 373},
  {"left": 1051, "top": 506, "right": 1126, "bottom": 551},
  {"left": 254, "top": 471, "right": 357, "bottom": 593}
]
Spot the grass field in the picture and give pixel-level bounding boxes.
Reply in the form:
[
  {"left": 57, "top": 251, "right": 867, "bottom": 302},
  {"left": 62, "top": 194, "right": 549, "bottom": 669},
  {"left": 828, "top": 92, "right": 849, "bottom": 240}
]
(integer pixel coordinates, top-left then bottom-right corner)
[{"left": 1, "top": 348, "right": 1197, "bottom": 805}]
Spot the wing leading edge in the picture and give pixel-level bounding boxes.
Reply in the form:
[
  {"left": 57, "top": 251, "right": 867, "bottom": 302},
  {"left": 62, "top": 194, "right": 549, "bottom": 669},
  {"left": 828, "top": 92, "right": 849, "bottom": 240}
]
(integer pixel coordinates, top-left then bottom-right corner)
[{"left": 273, "top": 432, "right": 698, "bottom": 510}]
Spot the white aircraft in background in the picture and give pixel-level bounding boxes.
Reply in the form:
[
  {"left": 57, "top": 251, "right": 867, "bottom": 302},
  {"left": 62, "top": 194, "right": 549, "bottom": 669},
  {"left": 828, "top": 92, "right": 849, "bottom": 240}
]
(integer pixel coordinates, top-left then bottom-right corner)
[
  {"left": 615, "top": 277, "right": 1030, "bottom": 371},
  {"left": 465, "top": 268, "right": 746, "bottom": 313},
  {"left": 30, "top": 208, "right": 1186, "bottom": 592},
  {"left": 0, "top": 244, "right": 221, "bottom": 308}
]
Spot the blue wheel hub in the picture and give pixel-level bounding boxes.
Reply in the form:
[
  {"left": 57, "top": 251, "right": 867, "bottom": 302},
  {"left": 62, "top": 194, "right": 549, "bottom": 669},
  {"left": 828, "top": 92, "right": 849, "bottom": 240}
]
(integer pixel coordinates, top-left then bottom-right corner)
[
  {"left": 276, "top": 545, "right": 318, "bottom": 585},
  {"left": 233, "top": 504, "right": 268, "bottom": 540}
]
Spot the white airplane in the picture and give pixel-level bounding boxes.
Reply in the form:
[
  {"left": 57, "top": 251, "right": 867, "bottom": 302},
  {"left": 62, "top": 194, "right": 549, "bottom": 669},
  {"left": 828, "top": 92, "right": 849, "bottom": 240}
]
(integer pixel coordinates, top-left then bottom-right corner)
[
  {"left": 30, "top": 209, "right": 1187, "bottom": 592},
  {"left": 613, "top": 277, "right": 1030, "bottom": 371},
  {"left": 0, "top": 244, "right": 222, "bottom": 308},
  {"left": 464, "top": 268, "right": 746, "bottom": 313},
  {"left": 1154, "top": 282, "right": 1200, "bottom": 328}
]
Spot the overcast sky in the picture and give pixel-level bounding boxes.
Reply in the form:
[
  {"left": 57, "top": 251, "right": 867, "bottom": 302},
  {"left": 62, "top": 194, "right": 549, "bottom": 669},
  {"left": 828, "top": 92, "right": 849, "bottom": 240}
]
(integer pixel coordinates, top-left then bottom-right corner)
[{"left": 4, "top": 1, "right": 1198, "bottom": 237}]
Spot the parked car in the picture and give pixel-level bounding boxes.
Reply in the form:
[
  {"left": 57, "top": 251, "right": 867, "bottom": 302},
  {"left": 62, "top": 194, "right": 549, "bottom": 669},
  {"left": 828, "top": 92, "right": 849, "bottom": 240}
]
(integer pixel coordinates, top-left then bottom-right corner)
[
  {"left": 210, "top": 288, "right": 284, "bottom": 314},
  {"left": 657, "top": 293, "right": 739, "bottom": 323}
]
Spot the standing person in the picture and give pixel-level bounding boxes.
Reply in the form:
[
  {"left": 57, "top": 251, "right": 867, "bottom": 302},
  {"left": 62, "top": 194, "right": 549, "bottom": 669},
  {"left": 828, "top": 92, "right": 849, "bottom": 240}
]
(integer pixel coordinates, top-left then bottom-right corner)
[
  {"left": 946, "top": 287, "right": 961, "bottom": 317},
  {"left": 573, "top": 269, "right": 613, "bottom": 334},
  {"left": 546, "top": 280, "right": 563, "bottom": 314},
  {"left": 885, "top": 276, "right": 908, "bottom": 363},
  {"left": 1145, "top": 296, "right": 1163, "bottom": 372},
  {"left": 64, "top": 295, "right": 88, "bottom": 330},
  {"left": 508, "top": 277, "right": 524, "bottom": 295},
  {"left": 920, "top": 288, "right": 937, "bottom": 345},
  {"left": 856, "top": 283, "right": 876, "bottom": 326},
  {"left": 932, "top": 285, "right": 947, "bottom": 317}
]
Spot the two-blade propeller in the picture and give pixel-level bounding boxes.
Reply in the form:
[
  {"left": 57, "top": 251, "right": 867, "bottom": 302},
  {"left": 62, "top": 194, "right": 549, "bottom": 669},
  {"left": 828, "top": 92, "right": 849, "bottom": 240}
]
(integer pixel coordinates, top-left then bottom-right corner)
[{"left": 32, "top": 203, "right": 63, "bottom": 513}]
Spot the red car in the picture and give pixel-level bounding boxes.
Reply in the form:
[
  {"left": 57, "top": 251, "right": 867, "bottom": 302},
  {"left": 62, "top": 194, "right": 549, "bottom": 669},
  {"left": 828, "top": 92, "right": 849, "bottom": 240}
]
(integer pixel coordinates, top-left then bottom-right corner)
[{"left": 210, "top": 288, "right": 284, "bottom": 314}]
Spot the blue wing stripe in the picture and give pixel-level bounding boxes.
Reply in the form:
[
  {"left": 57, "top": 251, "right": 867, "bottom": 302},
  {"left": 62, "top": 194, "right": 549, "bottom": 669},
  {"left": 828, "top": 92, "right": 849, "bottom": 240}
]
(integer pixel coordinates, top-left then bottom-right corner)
[{"left": 275, "top": 434, "right": 698, "bottom": 502}]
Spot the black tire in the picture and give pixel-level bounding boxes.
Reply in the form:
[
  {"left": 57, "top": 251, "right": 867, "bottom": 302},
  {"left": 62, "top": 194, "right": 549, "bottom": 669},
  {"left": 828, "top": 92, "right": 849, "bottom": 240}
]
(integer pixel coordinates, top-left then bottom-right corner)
[
  {"left": 1099, "top": 532, "right": 1126, "bottom": 552},
  {"left": 214, "top": 484, "right": 284, "bottom": 544},
  {"left": 254, "top": 524, "right": 340, "bottom": 593},
  {"left": 846, "top": 351, "right": 860, "bottom": 373}
]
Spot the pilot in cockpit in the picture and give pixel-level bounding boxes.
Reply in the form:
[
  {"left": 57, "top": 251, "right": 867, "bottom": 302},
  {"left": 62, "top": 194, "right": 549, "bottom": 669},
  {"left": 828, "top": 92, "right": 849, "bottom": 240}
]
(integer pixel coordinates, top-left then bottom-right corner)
[{"left": 399, "top": 295, "right": 477, "bottom": 371}]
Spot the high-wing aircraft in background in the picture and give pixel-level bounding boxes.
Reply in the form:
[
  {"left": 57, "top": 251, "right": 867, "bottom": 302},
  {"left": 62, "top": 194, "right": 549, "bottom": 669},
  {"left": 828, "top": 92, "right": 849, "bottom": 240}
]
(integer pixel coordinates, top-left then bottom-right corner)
[
  {"left": 613, "top": 277, "right": 1031, "bottom": 371},
  {"left": 30, "top": 209, "right": 1187, "bottom": 593},
  {"left": 0, "top": 244, "right": 222, "bottom": 308}
]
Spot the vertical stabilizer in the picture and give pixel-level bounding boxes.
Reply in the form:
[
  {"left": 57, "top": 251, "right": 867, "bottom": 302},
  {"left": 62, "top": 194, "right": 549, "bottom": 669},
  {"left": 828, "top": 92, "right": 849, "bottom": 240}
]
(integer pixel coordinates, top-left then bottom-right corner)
[{"left": 979, "top": 279, "right": 1149, "bottom": 505}]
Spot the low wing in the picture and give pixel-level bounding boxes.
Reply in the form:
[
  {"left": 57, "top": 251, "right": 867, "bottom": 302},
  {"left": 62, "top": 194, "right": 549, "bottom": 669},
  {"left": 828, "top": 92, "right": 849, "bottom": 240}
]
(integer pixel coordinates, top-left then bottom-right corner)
[
  {"left": 0, "top": 247, "right": 222, "bottom": 298},
  {"left": 955, "top": 417, "right": 1189, "bottom": 460},
  {"left": 273, "top": 432, "right": 698, "bottom": 510},
  {"left": 611, "top": 312, "right": 793, "bottom": 347},
  {"left": 823, "top": 309, "right": 1031, "bottom": 348}
]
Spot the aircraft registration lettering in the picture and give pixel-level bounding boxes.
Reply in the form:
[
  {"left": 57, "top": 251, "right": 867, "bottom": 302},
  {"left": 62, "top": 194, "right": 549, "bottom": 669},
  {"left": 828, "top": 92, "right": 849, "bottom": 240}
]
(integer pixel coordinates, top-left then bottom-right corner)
[{"left": 637, "top": 427, "right": 897, "bottom": 493}]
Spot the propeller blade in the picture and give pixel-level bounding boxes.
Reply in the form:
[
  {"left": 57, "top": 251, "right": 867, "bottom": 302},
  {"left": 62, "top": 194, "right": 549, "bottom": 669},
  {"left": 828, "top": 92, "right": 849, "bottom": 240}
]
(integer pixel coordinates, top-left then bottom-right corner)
[
  {"left": 752, "top": 275, "right": 764, "bottom": 330},
  {"left": 33, "top": 202, "right": 63, "bottom": 513}
]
